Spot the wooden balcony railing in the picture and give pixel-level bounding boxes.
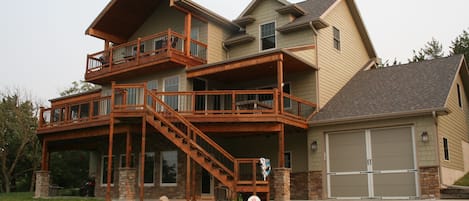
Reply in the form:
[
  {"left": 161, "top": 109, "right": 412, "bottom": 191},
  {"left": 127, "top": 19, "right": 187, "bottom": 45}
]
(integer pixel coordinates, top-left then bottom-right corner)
[
  {"left": 38, "top": 84, "right": 317, "bottom": 130},
  {"left": 85, "top": 29, "right": 207, "bottom": 80}
]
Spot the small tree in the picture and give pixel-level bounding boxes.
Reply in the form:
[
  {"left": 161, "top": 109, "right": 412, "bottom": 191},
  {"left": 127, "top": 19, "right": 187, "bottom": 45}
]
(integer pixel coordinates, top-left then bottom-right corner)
[
  {"left": 409, "top": 38, "right": 444, "bottom": 62},
  {"left": 0, "top": 89, "right": 39, "bottom": 193},
  {"left": 60, "top": 80, "right": 100, "bottom": 97}
]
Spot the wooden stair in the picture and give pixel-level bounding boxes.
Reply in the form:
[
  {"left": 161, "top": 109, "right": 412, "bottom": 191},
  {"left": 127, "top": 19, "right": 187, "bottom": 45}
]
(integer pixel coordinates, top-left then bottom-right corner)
[{"left": 143, "top": 89, "right": 269, "bottom": 197}]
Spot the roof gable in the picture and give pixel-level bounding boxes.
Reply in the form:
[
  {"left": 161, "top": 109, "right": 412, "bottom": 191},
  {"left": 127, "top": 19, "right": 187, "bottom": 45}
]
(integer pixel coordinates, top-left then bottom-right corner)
[
  {"left": 238, "top": 0, "right": 291, "bottom": 18},
  {"left": 311, "top": 55, "right": 465, "bottom": 124}
]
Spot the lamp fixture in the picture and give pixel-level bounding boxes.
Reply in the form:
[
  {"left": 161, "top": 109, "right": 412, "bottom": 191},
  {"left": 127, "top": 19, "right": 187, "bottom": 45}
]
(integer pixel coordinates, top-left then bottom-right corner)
[
  {"left": 421, "top": 131, "right": 429, "bottom": 143},
  {"left": 311, "top": 141, "right": 318, "bottom": 151}
]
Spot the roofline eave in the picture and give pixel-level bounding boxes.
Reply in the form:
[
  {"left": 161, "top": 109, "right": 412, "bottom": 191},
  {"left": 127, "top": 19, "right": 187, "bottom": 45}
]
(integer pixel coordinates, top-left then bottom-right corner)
[{"left": 309, "top": 107, "right": 449, "bottom": 127}]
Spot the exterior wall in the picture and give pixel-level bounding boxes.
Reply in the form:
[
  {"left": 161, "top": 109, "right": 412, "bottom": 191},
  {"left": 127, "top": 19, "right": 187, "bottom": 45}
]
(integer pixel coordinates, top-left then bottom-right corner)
[
  {"left": 129, "top": 0, "right": 186, "bottom": 40},
  {"left": 419, "top": 166, "right": 440, "bottom": 199},
  {"left": 207, "top": 22, "right": 229, "bottom": 63},
  {"left": 228, "top": 0, "right": 315, "bottom": 59},
  {"left": 438, "top": 73, "right": 469, "bottom": 185},
  {"left": 290, "top": 48, "right": 317, "bottom": 66},
  {"left": 214, "top": 129, "right": 308, "bottom": 173},
  {"left": 316, "top": 0, "right": 371, "bottom": 108},
  {"left": 309, "top": 115, "right": 438, "bottom": 198},
  {"left": 95, "top": 133, "right": 188, "bottom": 199}
]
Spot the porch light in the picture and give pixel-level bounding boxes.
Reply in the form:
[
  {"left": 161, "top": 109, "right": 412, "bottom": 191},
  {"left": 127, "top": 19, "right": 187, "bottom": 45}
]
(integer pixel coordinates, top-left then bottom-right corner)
[
  {"left": 421, "top": 131, "right": 429, "bottom": 143},
  {"left": 310, "top": 141, "right": 318, "bottom": 152}
]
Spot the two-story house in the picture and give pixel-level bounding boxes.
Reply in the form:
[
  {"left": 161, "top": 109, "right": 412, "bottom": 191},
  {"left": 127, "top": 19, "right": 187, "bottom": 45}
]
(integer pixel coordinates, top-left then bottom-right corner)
[{"left": 35, "top": 0, "right": 469, "bottom": 200}]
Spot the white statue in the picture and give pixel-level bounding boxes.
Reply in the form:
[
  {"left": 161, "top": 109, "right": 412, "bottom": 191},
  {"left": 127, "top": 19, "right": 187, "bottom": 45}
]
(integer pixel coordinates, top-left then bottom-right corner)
[{"left": 259, "top": 157, "right": 271, "bottom": 181}]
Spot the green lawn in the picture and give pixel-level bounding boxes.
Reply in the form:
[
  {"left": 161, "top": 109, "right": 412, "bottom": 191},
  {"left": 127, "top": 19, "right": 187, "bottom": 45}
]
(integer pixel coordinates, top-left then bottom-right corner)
[
  {"left": 455, "top": 172, "right": 469, "bottom": 186},
  {"left": 0, "top": 192, "right": 103, "bottom": 201}
]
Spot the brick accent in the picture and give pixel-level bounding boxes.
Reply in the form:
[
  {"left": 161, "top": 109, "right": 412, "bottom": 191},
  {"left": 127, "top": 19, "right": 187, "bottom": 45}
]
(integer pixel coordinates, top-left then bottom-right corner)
[
  {"left": 118, "top": 168, "right": 137, "bottom": 201},
  {"left": 273, "top": 168, "right": 290, "bottom": 201},
  {"left": 420, "top": 166, "right": 440, "bottom": 199},
  {"left": 308, "top": 171, "right": 323, "bottom": 200},
  {"left": 290, "top": 172, "right": 308, "bottom": 199},
  {"left": 34, "top": 171, "right": 50, "bottom": 198}
]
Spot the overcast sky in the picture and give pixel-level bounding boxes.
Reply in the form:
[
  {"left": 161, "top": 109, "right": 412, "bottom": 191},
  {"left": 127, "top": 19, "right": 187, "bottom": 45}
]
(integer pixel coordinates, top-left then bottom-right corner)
[{"left": 0, "top": 0, "right": 468, "bottom": 104}]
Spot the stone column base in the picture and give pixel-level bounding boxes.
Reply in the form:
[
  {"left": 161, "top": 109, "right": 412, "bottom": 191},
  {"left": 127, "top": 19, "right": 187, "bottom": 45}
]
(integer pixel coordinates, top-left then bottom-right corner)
[
  {"left": 119, "top": 168, "right": 137, "bottom": 201},
  {"left": 420, "top": 166, "right": 440, "bottom": 199},
  {"left": 273, "top": 168, "right": 291, "bottom": 201},
  {"left": 34, "top": 171, "right": 50, "bottom": 198}
]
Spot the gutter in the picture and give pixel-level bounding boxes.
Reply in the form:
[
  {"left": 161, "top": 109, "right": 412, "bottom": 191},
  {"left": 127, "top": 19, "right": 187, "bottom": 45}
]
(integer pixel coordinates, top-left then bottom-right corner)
[{"left": 309, "top": 107, "right": 449, "bottom": 127}]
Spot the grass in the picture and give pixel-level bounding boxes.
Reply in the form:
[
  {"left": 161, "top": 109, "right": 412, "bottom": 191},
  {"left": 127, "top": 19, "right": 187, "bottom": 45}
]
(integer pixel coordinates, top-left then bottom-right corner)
[
  {"left": 455, "top": 172, "right": 469, "bottom": 186},
  {"left": 0, "top": 192, "right": 104, "bottom": 201}
]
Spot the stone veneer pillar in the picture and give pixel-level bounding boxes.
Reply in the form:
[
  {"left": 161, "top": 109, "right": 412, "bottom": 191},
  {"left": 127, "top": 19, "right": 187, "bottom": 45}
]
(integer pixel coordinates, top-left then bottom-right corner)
[
  {"left": 273, "top": 168, "right": 291, "bottom": 201},
  {"left": 420, "top": 166, "right": 440, "bottom": 199},
  {"left": 308, "top": 171, "right": 323, "bottom": 200},
  {"left": 34, "top": 171, "right": 50, "bottom": 198},
  {"left": 118, "top": 168, "right": 137, "bottom": 201}
]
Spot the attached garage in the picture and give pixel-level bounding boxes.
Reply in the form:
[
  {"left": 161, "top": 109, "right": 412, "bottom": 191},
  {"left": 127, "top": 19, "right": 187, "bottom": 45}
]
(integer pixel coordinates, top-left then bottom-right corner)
[{"left": 326, "top": 126, "right": 419, "bottom": 199}]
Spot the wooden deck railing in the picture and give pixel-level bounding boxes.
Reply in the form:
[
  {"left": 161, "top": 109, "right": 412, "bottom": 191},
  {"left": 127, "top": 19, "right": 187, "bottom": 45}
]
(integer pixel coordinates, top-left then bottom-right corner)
[
  {"left": 38, "top": 84, "right": 317, "bottom": 130},
  {"left": 86, "top": 29, "right": 207, "bottom": 78}
]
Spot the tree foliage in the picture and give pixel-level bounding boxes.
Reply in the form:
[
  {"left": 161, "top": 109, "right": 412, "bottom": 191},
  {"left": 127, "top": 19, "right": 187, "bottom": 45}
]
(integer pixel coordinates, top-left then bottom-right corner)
[
  {"left": 450, "top": 29, "right": 469, "bottom": 60},
  {"left": 409, "top": 38, "right": 444, "bottom": 62},
  {"left": 0, "top": 89, "right": 40, "bottom": 193},
  {"left": 60, "top": 81, "right": 100, "bottom": 97}
]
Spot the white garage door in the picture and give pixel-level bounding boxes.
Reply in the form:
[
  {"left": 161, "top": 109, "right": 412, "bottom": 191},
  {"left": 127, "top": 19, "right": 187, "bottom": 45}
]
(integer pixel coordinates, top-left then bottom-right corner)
[{"left": 326, "top": 126, "right": 418, "bottom": 199}]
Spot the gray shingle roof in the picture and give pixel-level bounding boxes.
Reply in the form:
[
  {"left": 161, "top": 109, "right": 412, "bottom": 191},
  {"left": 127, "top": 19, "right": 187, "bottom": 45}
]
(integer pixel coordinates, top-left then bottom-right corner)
[
  {"left": 311, "top": 55, "right": 464, "bottom": 123},
  {"left": 278, "top": 0, "right": 337, "bottom": 31}
]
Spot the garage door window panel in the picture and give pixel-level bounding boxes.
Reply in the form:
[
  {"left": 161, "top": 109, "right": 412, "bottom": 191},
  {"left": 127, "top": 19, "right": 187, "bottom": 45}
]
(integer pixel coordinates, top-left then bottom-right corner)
[{"left": 328, "top": 131, "right": 367, "bottom": 173}]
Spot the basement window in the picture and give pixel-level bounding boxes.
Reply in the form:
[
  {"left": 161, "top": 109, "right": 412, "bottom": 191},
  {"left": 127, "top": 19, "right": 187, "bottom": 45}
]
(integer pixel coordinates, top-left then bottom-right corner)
[
  {"left": 160, "top": 151, "right": 177, "bottom": 186},
  {"left": 101, "top": 155, "right": 115, "bottom": 186},
  {"left": 141, "top": 152, "right": 155, "bottom": 186}
]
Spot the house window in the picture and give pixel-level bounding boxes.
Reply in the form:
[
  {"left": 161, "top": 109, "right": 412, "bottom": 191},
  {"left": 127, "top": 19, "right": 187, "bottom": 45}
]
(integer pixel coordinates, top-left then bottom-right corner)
[
  {"left": 164, "top": 76, "right": 179, "bottom": 110},
  {"left": 132, "top": 43, "right": 145, "bottom": 56},
  {"left": 141, "top": 152, "right": 156, "bottom": 186},
  {"left": 457, "top": 84, "right": 463, "bottom": 108},
  {"left": 160, "top": 151, "right": 177, "bottom": 186},
  {"left": 333, "top": 27, "right": 341, "bottom": 50},
  {"left": 256, "top": 83, "right": 291, "bottom": 108},
  {"left": 260, "top": 22, "right": 276, "bottom": 51},
  {"left": 284, "top": 151, "right": 292, "bottom": 168},
  {"left": 120, "top": 154, "right": 135, "bottom": 168},
  {"left": 443, "top": 138, "right": 450, "bottom": 160},
  {"left": 101, "top": 155, "right": 115, "bottom": 186}
]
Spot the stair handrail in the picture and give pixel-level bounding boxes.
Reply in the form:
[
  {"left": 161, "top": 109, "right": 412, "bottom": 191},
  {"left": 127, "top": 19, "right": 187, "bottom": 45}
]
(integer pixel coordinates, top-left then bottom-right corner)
[{"left": 144, "top": 89, "right": 236, "bottom": 177}]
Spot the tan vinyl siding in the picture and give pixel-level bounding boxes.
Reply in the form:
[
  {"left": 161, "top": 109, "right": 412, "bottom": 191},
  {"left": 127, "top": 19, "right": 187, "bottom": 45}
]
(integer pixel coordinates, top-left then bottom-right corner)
[
  {"left": 438, "top": 74, "right": 469, "bottom": 172},
  {"left": 214, "top": 129, "right": 308, "bottom": 173},
  {"left": 317, "top": 0, "right": 370, "bottom": 108},
  {"left": 228, "top": 0, "right": 315, "bottom": 59},
  {"left": 309, "top": 116, "right": 438, "bottom": 171},
  {"left": 129, "top": 1, "right": 185, "bottom": 40},
  {"left": 207, "top": 22, "right": 228, "bottom": 63},
  {"left": 286, "top": 71, "right": 317, "bottom": 104},
  {"left": 290, "top": 48, "right": 317, "bottom": 67}
]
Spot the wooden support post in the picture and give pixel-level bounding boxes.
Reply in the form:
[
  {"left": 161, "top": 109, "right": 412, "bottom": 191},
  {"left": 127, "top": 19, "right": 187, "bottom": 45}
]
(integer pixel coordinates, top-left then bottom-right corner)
[
  {"left": 139, "top": 116, "right": 146, "bottom": 201},
  {"left": 278, "top": 124, "right": 285, "bottom": 168},
  {"left": 186, "top": 154, "right": 191, "bottom": 201},
  {"left": 185, "top": 12, "right": 192, "bottom": 57},
  {"left": 126, "top": 130, "right": 132, "bottom": 168},
  {"left": 106, "top": 115, "right": 114, "bottom": 201},
  {"left": 41, "top": 139, "right": 49, "bottom": 171},
  {"left": 137, "top": 38, "right": 141, "bottom": 65},
  {"left": 277, "top": 56, "right": 284, "bottom": 114}
]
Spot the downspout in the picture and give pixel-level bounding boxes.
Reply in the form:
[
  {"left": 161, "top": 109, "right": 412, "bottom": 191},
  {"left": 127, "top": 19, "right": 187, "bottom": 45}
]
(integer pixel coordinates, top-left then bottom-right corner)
[
  {"left": 309, "top": 22, "right": 320, "bottom": 110},
  {"left": 222, "top": 42, "right": 230, "bottom": 60},
  {"left": 432, "top": 111, "right": 444, "bottom": 188}
]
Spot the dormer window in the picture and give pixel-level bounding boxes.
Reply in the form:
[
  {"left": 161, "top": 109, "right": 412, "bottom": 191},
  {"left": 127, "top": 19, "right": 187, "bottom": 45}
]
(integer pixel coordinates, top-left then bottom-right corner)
[
  {"left": 333, "top": 26, "right": 341, "bottom": 50},
  {"left": 260, "top": 22, "right": 276, "bottom": 51}
]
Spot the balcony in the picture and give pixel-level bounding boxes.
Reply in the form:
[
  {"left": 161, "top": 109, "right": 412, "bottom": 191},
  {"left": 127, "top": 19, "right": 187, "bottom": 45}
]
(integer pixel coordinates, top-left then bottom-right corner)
[
  {"left": 85, "top": 29, "right": 207, "bottom": 84},
  {"left": 38, "top": 83, "right": 317, "bottom": 134}
]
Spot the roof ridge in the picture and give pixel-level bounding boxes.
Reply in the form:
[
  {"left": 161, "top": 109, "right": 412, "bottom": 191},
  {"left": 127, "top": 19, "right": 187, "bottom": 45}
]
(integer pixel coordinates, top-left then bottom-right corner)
[{"left": 373, "top": 54, "right": 463, "bottom": 71}]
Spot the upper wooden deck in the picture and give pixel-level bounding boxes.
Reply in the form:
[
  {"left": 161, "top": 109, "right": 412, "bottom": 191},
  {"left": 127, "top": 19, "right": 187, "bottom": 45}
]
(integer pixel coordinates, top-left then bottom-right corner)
[
  {"left": 37, "top": 83, "right": 317, "bottom": 135},
  {"left": 85, "top": 29, "right": 207, "bottom": 85}
]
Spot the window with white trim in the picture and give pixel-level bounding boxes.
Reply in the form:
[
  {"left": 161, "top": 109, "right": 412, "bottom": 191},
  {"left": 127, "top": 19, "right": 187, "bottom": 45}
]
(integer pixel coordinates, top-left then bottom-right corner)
[
  {"left": 164, "top": 76, "right": 179, "bottom": 110},
  {"left": 260, "top": 22, "right": 276, "bottom": 51},
  {"left": 333, "top": 27, "right": 340, "bottom": 50},
  {"left": 443, "top": 138, "right": 450, "bottom": 161},
  {"left": 160, "top": 151, "right": 177, "bottom": 186},
  {"left": 101, "top": 155, "right": 115, "bottom": 186}
]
